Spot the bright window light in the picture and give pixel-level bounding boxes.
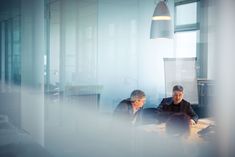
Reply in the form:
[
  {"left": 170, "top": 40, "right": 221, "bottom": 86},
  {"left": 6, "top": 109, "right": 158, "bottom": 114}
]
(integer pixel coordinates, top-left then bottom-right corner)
[{"left": 175, "top": 31, "right": 199, "bottom": 58}]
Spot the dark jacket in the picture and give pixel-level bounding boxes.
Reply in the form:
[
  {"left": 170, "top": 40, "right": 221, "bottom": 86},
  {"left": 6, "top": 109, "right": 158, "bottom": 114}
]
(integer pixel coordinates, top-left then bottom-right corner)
[
  {"left": 157, "top": 97, "right": 198, "bottom": 123},
  {"left": 113, "top": 98, "right": 142, "bottom": 123}
]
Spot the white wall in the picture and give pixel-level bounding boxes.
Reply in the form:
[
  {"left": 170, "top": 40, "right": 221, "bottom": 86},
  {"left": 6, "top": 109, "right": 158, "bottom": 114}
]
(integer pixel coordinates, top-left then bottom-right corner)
[{"left": 207, "top": 0, "right": 216, "bottom": 80}]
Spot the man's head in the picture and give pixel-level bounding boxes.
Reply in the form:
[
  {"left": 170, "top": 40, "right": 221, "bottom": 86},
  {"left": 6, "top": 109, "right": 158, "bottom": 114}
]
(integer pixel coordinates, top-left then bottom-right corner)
[
  {"left": 130, "top": 90, "right": 146, "bottom": 109},
  {"left": 172, "top": 85, "right": 184, "bottom": 104}
]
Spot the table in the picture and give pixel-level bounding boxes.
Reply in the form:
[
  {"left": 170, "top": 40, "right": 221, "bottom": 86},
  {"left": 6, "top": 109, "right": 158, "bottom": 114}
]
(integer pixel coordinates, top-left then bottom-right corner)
[{"left": 140, "top": 118, "right": 215, "bottom": 141}]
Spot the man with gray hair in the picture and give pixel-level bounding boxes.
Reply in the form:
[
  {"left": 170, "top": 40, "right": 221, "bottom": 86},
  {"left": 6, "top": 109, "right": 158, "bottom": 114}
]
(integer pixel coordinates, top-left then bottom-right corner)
[
  {"left": 157, "top": 85, "right": 198, "bottom": 125},
  {"left": 113, "top": 90, "right": 146, "bottom": 124}
]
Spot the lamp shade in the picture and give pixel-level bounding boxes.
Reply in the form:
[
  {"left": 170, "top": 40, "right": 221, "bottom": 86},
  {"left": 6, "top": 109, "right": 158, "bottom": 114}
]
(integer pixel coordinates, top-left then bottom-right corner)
[{"left": 150, "top": 1, "right": 173, "bottom": 39}]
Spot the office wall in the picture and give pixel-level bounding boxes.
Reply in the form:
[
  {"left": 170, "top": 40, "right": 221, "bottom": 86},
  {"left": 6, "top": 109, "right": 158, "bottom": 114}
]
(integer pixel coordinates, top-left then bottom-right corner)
[{"left": 207, "top": 0, "right": 216, "bottom": 79}]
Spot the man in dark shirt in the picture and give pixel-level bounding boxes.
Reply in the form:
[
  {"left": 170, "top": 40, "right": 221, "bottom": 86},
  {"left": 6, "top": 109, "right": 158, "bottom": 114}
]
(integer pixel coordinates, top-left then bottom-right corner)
[
  {"left": 113, "top": 90, "right": 146, "bottom": 124},
  {"left": 157, "top": 85, "right": 198, "bottom": 125}
]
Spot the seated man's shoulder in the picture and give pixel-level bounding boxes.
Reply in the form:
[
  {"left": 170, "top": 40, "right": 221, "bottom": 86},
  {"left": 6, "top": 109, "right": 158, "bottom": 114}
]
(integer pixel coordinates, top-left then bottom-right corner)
[
  {"left": 181, "top": 99, "right": 191, "bottom": 105},
  {"left": 120, "top": 98, "right": 131, "bottom": 103},
  {"left": 161, "top": 97, "right": 173, "bottom": 105},
  {"left": 118, "top": 98, "right": 131, "bottom": 106},
  {"left": 115, "top": 98, "right": 131, "bottom": 110}
]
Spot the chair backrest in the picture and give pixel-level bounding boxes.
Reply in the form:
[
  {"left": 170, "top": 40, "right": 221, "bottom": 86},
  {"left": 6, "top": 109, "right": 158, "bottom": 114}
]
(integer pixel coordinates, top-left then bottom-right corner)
[{"left": 136, "top": 108, "right": 160, "bottom": 125}]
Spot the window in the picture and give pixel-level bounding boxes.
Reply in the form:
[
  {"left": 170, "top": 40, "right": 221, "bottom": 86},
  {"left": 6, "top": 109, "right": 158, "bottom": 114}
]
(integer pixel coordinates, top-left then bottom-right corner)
[
  {"left": 175, "top": 30, "right": 199, "bottom": 58},
  {"left": 0, "top": 16, "right": 21, "bottom": 86},
  {"left": 176, "top": 2, "right": 198, "bottom": 26},
  {"left": 174, "top": 0, "right": 200, "bottom": 58},
  {"left": 45, "top": 0, "right": 61, "bottom": 90}
]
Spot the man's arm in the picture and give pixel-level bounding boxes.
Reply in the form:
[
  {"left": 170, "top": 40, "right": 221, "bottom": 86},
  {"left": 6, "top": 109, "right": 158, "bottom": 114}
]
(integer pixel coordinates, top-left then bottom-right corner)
[
  {"left": 157, "top": 99, "right": 165, "bottom": 112},
  {"left": 113, "top": 102, "right": 129, "bottom": 116},
  {"left": 157, "top": 98, "right": 177, "bottom": 123},
  {"left": 186, "top": 103, "right": 199, "bottom": 123},
  {"left": 113, "top": 101, "right": 133, "bottom": 123}
]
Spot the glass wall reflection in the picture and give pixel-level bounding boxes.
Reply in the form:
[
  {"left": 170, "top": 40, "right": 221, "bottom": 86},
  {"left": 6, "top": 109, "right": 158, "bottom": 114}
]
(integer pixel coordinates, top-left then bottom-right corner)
[{"left": 45, "top": 0, "right": 174, "bottom": 114}]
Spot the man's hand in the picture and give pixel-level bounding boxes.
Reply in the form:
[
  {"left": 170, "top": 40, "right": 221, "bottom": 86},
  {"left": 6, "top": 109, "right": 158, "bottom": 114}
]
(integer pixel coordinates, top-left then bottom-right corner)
[{"left": 190, "top": 119, "right": 196, "bottom": 125}]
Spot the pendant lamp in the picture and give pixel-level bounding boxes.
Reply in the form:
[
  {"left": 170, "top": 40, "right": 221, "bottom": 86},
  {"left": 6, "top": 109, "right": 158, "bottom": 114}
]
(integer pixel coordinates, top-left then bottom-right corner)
[{"left": 150, "top": 0, "right": 173, "bottom": 39}]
